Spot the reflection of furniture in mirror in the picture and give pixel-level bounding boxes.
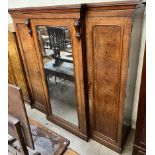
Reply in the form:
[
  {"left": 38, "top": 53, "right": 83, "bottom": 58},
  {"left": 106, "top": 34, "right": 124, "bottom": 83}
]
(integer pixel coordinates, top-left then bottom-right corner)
[
  {"left": 37, "top": 26, "right": 73, "bottom": 66},
  {"left": 132, "top": 48, "right": 146, "bottom": 155},
  {"left": 9, "top": 1, "right": 145, "bottom": 153},
  {"left": 44, "top": 60, "right": 74, "bottom": 83},
  {"left": 8, "top": 84, "right": 70, "bottom": 155},
  {"left": 41, "top": 26, "right": 74, "bottom": 83},
  {"left": 36, "top": 25, "right": 80, "bottom": 131},
  {"left": 46, "top": 26, "right": 65, "bottom": 66},
  {"left": 8, "top": 24, "right": 32, "bottom": 105}
]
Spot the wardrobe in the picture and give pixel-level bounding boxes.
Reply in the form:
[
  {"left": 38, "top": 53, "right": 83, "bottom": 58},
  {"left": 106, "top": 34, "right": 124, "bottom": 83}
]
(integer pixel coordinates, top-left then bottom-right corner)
[{"left": 9, "top": 1, "right": 145, "bottom": 153}]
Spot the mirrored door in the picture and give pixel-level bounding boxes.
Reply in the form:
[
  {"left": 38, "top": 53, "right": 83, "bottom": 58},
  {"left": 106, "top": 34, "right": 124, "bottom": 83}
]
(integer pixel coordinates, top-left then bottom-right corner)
[
  {"left": 36, "top": 25, "right": 79, "bottom": 126},
  {"left": 31, "top": 19, "right": 87, "bottom": 139}
]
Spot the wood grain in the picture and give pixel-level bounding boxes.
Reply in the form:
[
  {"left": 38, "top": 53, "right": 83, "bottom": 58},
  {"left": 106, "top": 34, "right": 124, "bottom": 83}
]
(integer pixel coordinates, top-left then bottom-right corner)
[
  {"left": 8, "top": 1, "right": 145, "bottom": 152},
  {"left": 8, "top": 56, "right": 16, "bottom": 85},
  {"left": 93, "top": 25, "right": 121, "bottom": 141},
  {"left": 8, "top": 84, "right": 34, "bottom": 149},
  {"left": 85, "top": 16, "right": 133, "bottom": 153},
  {"left": 8, "top": 31, "right": 29, "bottom": 99},
  {"left": 8, "top": 84, "right": 70, "bottom": 155},
  {"left": 17, "top": 23, "right": 47, "bottom": 113},
  {"left": 8, "top": 115, "right": 29, "bottom": 155},
  {"left": 63, "top": 148, "right": 79, "bottom": 155},
  {"left": 29, "top": 118, "right": 70, "bottom": 155}
]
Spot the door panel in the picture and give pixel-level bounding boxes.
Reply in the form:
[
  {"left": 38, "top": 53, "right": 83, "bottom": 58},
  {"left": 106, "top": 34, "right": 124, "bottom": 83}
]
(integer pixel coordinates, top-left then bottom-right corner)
[
  {"left": 31, "top": 19, "right": 87, "bottom": 137},
  {"left": 17, "top": 23, "right": 47, "bottom": 112},
  {"left": 93, "top": 25, "right": 121, "bottom": 140},
  {"left": 86, "top": 17, "right": 127, "bottom": 143}
]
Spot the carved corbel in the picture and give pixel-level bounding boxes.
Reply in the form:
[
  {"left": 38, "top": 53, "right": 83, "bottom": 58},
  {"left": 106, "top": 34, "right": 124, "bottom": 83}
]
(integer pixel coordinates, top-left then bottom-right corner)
[
  {"left": 74, "top": 18, "right": 81, "bottom": 39},
  {"left": 24, "top": 19, "right": 32, "bottom": 35}
]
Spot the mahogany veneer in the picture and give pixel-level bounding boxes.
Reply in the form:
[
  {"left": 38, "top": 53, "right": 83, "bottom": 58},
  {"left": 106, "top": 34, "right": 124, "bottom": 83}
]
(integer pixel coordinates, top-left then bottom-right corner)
[
  {"left": 8, "top": 24, "right": 32, "bottom": 104},
  {"left": 9, "top": 1, "right": 145, "bottom": 152}
]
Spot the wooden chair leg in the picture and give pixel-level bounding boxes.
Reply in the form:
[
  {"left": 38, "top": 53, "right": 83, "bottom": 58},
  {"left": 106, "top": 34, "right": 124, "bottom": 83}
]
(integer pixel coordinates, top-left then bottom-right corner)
[{"left": 55, "top": 76, "right": 57, "bottom": 84}]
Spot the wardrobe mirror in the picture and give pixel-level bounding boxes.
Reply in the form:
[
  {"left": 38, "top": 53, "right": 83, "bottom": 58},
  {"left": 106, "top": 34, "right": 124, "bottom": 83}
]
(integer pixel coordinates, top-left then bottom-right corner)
[{"left": 36, "top": 26, "right": 79, "bottom": 126}]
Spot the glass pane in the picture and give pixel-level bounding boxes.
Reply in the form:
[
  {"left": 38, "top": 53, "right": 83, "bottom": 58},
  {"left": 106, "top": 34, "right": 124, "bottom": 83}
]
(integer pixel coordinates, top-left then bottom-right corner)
[{"left": 36, "top": 26, "right": 78, "bottom": 126}]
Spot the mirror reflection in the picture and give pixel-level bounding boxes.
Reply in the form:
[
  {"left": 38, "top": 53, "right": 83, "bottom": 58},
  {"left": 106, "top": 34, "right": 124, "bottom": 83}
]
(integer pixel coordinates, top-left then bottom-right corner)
[{"left": 36, "top": 26, "right": 78, "bottom": 126}]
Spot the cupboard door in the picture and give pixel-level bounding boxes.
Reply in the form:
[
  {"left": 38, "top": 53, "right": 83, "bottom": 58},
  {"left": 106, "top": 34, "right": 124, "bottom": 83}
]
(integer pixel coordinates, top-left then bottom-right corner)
[
  {"left": 14, "top": 19, "right": 48, "bottom": 113},
  {"left": 30, "top": 18, "right": 88, "bottom": 139},
  {"left": 86, "top": 17, "right": 132, "bottom": 146}
]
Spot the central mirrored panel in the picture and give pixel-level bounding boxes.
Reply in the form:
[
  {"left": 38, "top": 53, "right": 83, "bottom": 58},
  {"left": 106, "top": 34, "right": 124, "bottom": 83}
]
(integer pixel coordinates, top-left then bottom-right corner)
[{"left": 36, "top": 26, "right": 78, "bottom": 126}]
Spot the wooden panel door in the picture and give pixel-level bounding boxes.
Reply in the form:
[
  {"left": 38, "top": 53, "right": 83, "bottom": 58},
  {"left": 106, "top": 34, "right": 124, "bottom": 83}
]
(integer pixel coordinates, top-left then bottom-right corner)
[
  {"left": 13, "top": 18, "right": 48, "bottom": 113},
  {"left": 30, "top": 18, "right": 88, "bottom": 140},
  {"left": 93, "top": 25, "right": 121, "bottom": 141},
  {"left": 86, "top": 17, "right": 132, "bottom": 150}
]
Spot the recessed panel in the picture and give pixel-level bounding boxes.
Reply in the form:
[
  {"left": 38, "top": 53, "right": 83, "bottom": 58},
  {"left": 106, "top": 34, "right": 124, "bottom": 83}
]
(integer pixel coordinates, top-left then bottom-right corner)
[
  {"left": 18, "top": 24, "right": 46, "bottom": 110},
  {"left": 93, "top": 25, "right": 121, "bottom": 140}
]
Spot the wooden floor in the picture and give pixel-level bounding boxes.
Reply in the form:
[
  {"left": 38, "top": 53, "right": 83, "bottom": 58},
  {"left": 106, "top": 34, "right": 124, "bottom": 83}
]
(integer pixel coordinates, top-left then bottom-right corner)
[{"left": 64, "top": 148, "right": 79, "bottom": 155}]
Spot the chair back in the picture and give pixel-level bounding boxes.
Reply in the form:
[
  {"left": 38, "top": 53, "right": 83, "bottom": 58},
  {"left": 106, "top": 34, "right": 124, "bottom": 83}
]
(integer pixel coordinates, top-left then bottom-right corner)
[
  {"left": 46, "top": 26, "right": 65, "bottom": 51},
  {"left": 8, "top": 84, "right": 34, "bottom": 149}
]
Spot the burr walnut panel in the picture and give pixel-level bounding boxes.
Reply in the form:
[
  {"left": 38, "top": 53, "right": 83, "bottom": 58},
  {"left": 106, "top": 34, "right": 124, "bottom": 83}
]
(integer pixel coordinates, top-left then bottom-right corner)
[{"left": 93, "top": 25, "right": 121, "bottom": 141}]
